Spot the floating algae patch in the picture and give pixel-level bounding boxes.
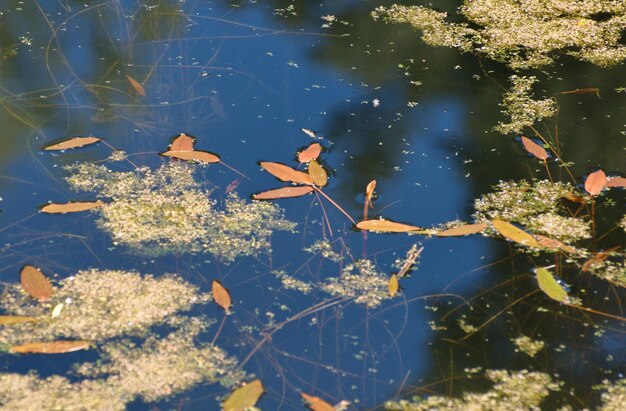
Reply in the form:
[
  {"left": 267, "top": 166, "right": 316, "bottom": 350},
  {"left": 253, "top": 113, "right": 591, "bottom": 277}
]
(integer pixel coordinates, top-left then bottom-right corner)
[
  {"left": 65, "top": 162, "right": 295, "bottom": 261},
  {"left": 513, "top": 335, "right": 545, "bottom": 358},
  {"left": 322, "top": 259, "right": 391, "bottom": 308},
  {"left": 596, "top": 378, "right": 626, "bottom": 411},
  {"left": 385, "top": 369, "right": 560, "bottom": 411},
  {"left": 373, "top": 1, "right": 626, "bottom": 69}
]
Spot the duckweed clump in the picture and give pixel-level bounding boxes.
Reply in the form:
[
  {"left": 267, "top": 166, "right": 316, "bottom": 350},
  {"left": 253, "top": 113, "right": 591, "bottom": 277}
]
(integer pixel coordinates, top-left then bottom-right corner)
[
  {"left": 596, "top": 378, "right": 626, "bottom": 411},
  {"left": 385, "top": 369, "right": 559, "bottom": 410},
  {"left": 513, "top": 335, "right": 545, "bottom": 357},
  {"left": 65, "top": 162, "right": 295, "bottom": 261},
  {"left": 323, "top": 259, "right": 391, "bottom": 308}
]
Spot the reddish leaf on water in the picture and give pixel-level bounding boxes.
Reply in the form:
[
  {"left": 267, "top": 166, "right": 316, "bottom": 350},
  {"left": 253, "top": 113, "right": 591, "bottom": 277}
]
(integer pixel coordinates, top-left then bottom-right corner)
[
  {"left": 308, "top": 159, "right": 328, "bottom": 187},
  {"left": 43, "top": 137, "right": 101, "bottom": 151},
  {"left": 125, "top": 74, "right": 146, "bottom": 97},
  {"left": 297, "top": 143, "right": 322, "bottom": 163},
  {"left": 436, "top": 223, "right": 487, "bottom": 237},
  {"left": 584, "top": 169, "right": 607, "bottom": 196},
  {"left": 606, "top": 177, "right": 626, "bottom": 188},
  {"left": 520, "top": 136, "right": 549, "bottom": 160},
  {"left": 225, "top": 179, "right": 242, "bottom": 194},
  {"left": 40, "top": 201, "right": 103, "bottom": 214},
  {"left": 252, "top": 186, "right": 314, "bottom": 200},
  {"left": 300, "top": 392, "right": 336, "bottom": 411},
  {"left": 582, "top": 246, "right": 620, "bottom": 272},
  {"left": 259, "top": 161, "right": 314, "bottom": 185},
  {"left": 492, "top": 220, "right": 540, "bottom": 248},
  {"left": 365, "top": 180, "right": 376, "bottom": 209},
  {"left": 356, "top": 218, "right": 423, "bottom": 233},
  {"left": 533, "top": 234, "right": 576, "bottom": 253},
  {"left": 212, "top": 280, "right": 232, "bottom": 313},
  {"left": 20, "top": 265, "right": 52, "bottom": 302},
  {"left": 10, "top": 340, "right": 90, "bottom": 354},
  {"left": 222, "top": 379, "right": 264, "bottom": 411},
  {"left": 161, "top": 150, "right": 220, "bottom": 163},
  {"left": 0, "top": 315, "right": 38, "bottom": 325},
  {"left": 169, "top": 133, "right": 195, "bottom": 151}
]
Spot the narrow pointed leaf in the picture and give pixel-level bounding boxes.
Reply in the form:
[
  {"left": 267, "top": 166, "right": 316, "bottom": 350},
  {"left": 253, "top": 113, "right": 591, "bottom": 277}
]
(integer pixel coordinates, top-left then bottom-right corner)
[
  {"left": 298, "top": 143, "right": 322, "bottom": 163},
  {"left": 533, "top": 235, "right": 576, "bottom": 253},
  {"left": 20, "top": 265, "right": 52, "bottom": 302},
  {"left": 492, "top": 220, "right": 540, "bottom": 248},
  {"left": 253, "top": 186, "right": 314, "bottom": 200},
  {"left": 162, "top": 150, "right": 220, "bottom": 163},
  {"left": 170, "top": 133, "right": 195, "bottom": 151},
  {"left": 40, "top": 201, "right": 103, "bottom": 214},
  {"left": 356, "top": 218, "right": 423, "bottom": 233},
  {"left": 10, "top": 340, "right": 91, "bottom": 354},
  {"left": 521, "top": 136, "right": 548, "bottom": 160},
  {"left": 388, "top": 274, "right": 399, "bottom": 297},
  {"left": 301, "top": 392, "right": 336, "bottom": 411},
  {"left": 606, "top": 177, "right": 626, "bottom": 188},
  {"left": 436, "top": 223, "right": 487, "bottom": 237},
  {"left": 308, "top": 159, "right": 328, "bottom": 187},
  {"left": 51, "top": 303, "right": 64, "bottom": 318},
  {"left": 535, "top": 268, "right": 569, "bottom": 303},
  {"left": 301, "top": 128, "right": 318, "bottom": 139},
  {"left": 126, "top": 74, "right": 146, "bottom": 96},
  {"left": 44, "top": 137, "right": 101, "bottom": 151},
  {"left": 259, "top": 161, "right": 313, "bottom": 185},
  {"left": 225, "top": 179, "right": 242, "bottom": 194},
  {"left": 582, "top": 247, "right": 620, "bottom": 272},
  {"left": 222, "top": 379, "right": 264, "bottom": 411},
  {"left": 0, "top": 315, "right": 38, "bottom": 325},
  {"left": 212, "top": 280, "right": 232, "bottom": 313},
  {"left": 584, "top": 169, "right": 607, "bottom": 196}
]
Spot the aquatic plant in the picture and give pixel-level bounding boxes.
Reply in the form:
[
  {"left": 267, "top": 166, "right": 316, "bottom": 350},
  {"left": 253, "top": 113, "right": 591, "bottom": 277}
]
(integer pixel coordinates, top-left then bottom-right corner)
[
  {"left": 596, "top": 378, "right": 626, "bottom": 411},
  {"left": 322, "top": 259, "right": 391, "bottom": 308},
  {"left": 513, "top": 335, "right": 545, "bottom": 358}
]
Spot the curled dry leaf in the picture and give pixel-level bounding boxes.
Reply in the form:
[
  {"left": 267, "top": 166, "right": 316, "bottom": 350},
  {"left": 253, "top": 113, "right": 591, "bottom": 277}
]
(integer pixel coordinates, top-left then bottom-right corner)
[
  {"left": 253, "top": 186, "right": 314, "bottom": 200},
  {"left": 388, "top": 274, "right": 399, "bottom": 297},
  {"left": 169, "top": 133, "right": 195, "bottom": 151},
  {"left": 0, "top": 315, "right": 38, "bottom": 325},
  {"left": 222, "top": 379, "right": 264, "bottom": 411},
  {"left": 212, "top": 280, "right": 232, "bottom": 313},
  {"left": 10, "top": 340, "right": 91, "bottom": 354},
  {"left": 533, "top": 234, "right": 576, "bottom": 253},
  {"left": 308, "top": 159, "right": 328, "bottom": 187},
  {"left": 436, "top": 223, "right": 487, "bottom": 237},
  {"left": 584, "top": 169, "right": 607, "bottom": 196},
  {"left": 521, "top": 136, "right": 549, "bottom": 160},
  {"left": 535, "top": 268, "right": 569, "bottom": 303},
  {"left": 259, "top": 161, "right": 314, "bottom": 185},
  {"left": 356, "top": 218, "right": 424, "bottom": 233},
  {"left": 298, "top": 143, "right": 322, "bottom": 163},
  {"left": 491, "top": 220, "right": 540, "bottom": 248},
  {"left": 43, "top": 137, "right": 101, "bottom": 151},
  {"left": 606, "top": 177, "right": 626, "bottom": 188},
  {"left": 20, "top": 265, "right": 52, "bottom": 302},
  {"left": 365, "top": 180, "right": 376, "bottom": 208},
  {"left": 161, "top": 150, "right": 220, "bottom": 163},
  {"left": 40, "top": 201, "right": 103, "bottom": 214},
  {"left": 125, "top": 74, "right": 146, "bottom": 96},
  {"left": 301, "top": 392, "right": 336, "bottom": 411}
]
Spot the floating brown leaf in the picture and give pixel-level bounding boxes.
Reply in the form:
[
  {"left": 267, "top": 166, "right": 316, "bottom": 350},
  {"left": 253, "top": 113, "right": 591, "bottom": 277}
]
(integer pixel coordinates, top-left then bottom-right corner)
[
  {"left": 521, "top": 136, "right": 549, "bottom": 160},
  {"left": 10, "top": 340, "right": 90, "bottom": 354},
  {"left": 222, "top": 379, "right": 264, "bottom": 411},
  {"left": 298, "top": 143, "right": 322, "bottom": 163},
  {"left": 563, "top": 192, "right": 586, "bottom": 204},
  {"left": 252, "top": 186, "right": 314, "bottom": 200},
  {"left": 170, "top": 133, "right": 195, "bottom": 151},
  {"left": 533, "top": 235, "right": 576, "bottom": 253},
  {"left": 20, "top": 265, "right": 52, "bottom": 302},
  {"left": 40, "top": 201, "right": 103, "bottom": 214},
  {"left": 301, "top": 392, "right": 335, "bottom": 411},
  {"left": 492, "top": 220, "right": 540, "bottom": 248},
  {"left": 0, "top": 315, "right": 38, "bottom": 325},
  {"left": 225, "top": 179, "right": 242, "bottom": 194},
  {"left": 436, "top": 223, "right": 487, "bottom": 237},
  {"left": 125, "top": 74, "right": 146, "bottom": 97},
  {"left": 582, "top": 247, "right": 620, "bottom": 272},
  {"left": 388, "top": 274, "right": 399, "bottom": 297},
  {"left": 259, "top": 161, "right": 314, "bottom": 185},
  {"left": 162, "top": 150, "right": 220, "bottom": 163},
  {"left": 212, "top": 280, "right": 232, "bottom": 313},
  {"left": 535, "top": 268, "right": 569, "bottom": 303},
  {"left": 356, "top": 218, "right": 423, "bottom": 233},
  {"left": 584, "top": 169, "right": 607, "bottom": 196},
  {"left": 308, "top": 159, "right": 328, "bottom": 187},
  {"left": 43, "top": 137, "right": 101, "bottom": 151},
  {"left": 606, "top": 177, "right": 626, "bottom": 188},
  {"left": 365, "top": 180, "right": 376, "bottom": 209}
]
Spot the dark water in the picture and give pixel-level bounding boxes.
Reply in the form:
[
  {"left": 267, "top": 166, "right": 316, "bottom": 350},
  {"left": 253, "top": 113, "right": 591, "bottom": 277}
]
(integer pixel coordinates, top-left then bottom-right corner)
[{"left": 0, "top": 1, "right": 624, "bottom": 410}]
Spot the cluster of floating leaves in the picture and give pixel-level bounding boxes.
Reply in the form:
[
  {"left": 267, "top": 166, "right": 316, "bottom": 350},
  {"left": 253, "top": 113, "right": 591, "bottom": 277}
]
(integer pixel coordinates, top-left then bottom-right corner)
[
  {"left": 596, "top": 378, "right": 626, "bottom": 411},
  {"left": 385, "top": 369, "right": 560, "bottom": 410},
  {"left": 64, "top": 162, "right": 295, "bottom": 261},
  {"left": 303, "top": 240, "right": 344, "bottom": 263},
  {"left": 373, "top": 1, "right": 626, "bottom": 69},
  {"left": 513, "top": 335, "right": 545, "bottom": 358},
  {"left": 322, "top": 259, "right": 391, "bottom": 308}
]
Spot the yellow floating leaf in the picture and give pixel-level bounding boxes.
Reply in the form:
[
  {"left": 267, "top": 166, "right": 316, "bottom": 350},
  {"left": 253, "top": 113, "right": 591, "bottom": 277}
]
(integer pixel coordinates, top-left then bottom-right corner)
[
  {"left": 584, "top": 169, "right": 607, "bottom": 196},
  {"left": 535, "top": 268, "right": 569, "bottom": 303},
  {"left": 51, "top": 303, "right": 64, "bottom": 318},
  {"left": 301, "top": 392, "right": 336, "bottom": 411},
  {"left": 308, "top": 159, "right": 328, "bottom": 187},
  {"left": 388, "top": 274, "right": 399, "bottom": 297},
  {"left": 126, "top": 74, "right": 146, "bottom": 97},
  {"left": 436, "top": 223, "right": 487, "bottom": 237},
  {"left": 20, "top": 265, "right": 52, "bottom": 302},
  {"left": 0, "top": 315, "right": 38, "bottom": 325},
  {"left": 259, "top": 161, "right": 314, "bottom": 185},
  {"left": 356, "top": 218, "right": 423, "bottom": 233},
  {"left": 222, "top": 379, "right": 264, "bottom": 411},
  {"left": 252, "top": 186, "right": 314, "bottom": 200},
  {"left": 521, "top": 136, "right": 548, "bottom": 160},
  {"left": 43, "top": 137, "right": 101, "bottom": 151},
  {"left": 492, "top": 220, "right": 540, "bottom": 248},
  {"left": 10, "top": 340, "right": 91, "bottom": 354},
  {"left": 169, "top": 133, "right": 195, "bottom": 151},
  {"left": 212, "top": 280, "right": 232, "bottom": 313},
  {"left": 40, "top": 201, "right": 103, "bottom": 214},
  {"left": 161, "top": 150, "right": 220, "bottom": 163},
  {"left": 298, "top": 143, "right": 322, "bottom": 163}
]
